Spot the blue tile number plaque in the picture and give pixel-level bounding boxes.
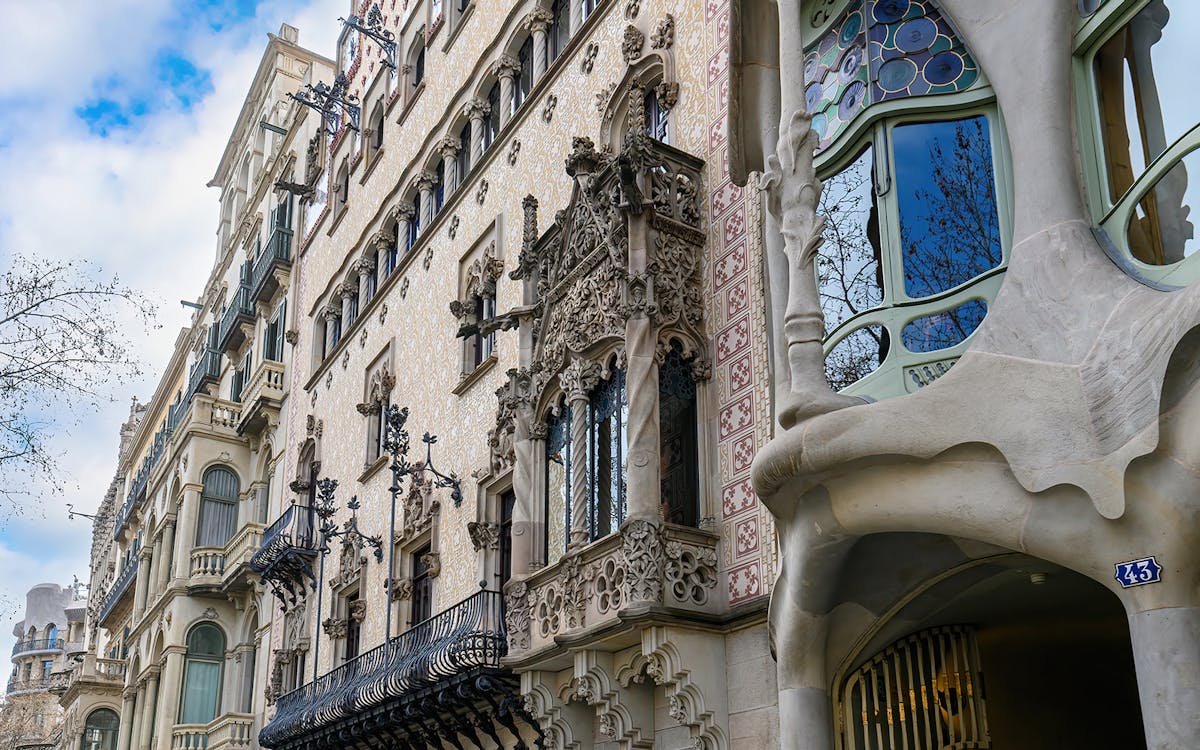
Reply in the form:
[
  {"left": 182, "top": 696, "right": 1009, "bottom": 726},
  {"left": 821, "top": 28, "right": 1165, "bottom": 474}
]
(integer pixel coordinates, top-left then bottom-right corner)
[{"left": 1115, "top": 556, "right": 1162, "bottom": 589}]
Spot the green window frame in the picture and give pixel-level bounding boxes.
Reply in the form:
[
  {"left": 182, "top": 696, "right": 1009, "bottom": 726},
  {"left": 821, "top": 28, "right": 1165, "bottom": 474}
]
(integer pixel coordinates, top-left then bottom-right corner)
[{"left": 815, "top": 93, "right": 1014, "bottom": 401}]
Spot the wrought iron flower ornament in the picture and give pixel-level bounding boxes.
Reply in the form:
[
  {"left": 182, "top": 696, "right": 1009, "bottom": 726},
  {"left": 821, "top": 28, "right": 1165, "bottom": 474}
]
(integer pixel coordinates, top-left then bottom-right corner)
[
  {"left": 340, "top": 4, "right": 397, "bottom": 71},
  {"left": 313, "top": 478, "right": 384, "bottom": 563},
  {"left": 289, "top": 72, "right": 361, "bottom": 135}
]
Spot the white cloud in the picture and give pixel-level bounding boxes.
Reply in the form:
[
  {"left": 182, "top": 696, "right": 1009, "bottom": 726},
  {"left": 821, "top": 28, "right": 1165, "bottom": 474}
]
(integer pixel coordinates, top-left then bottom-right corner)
[{"left": 0, "top": 0, "right": 347, "bottom": 656}]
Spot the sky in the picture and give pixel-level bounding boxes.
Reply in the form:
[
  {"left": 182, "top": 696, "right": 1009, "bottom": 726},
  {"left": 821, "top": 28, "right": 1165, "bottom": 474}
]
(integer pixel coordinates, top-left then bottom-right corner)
[{"left": 0, "top": 0, "right": 349, "bottom": 662}]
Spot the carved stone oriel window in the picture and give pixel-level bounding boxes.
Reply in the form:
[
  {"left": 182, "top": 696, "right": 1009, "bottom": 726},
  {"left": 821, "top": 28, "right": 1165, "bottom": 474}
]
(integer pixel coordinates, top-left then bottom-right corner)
[{"left": 450, "top": 239, "right": 504, "bottom": 379}]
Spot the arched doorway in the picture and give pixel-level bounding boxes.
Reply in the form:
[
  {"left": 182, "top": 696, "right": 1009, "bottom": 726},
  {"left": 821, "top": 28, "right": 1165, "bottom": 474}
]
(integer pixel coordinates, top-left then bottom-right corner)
[
  {"left": 831, "top": 537, "right": 1145, "bottom": 750},
  {"left": 82, "top": 707, "right": 119, "bottom": 750}
]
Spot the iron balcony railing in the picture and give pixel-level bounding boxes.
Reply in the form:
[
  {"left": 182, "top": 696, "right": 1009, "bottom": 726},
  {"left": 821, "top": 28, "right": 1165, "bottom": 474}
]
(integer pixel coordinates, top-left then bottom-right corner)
[
  {"left": 11, "top": 639, "right": 64, "bottom": 656},
  {"left": 187, "top": 348, "right": 222, "bottom": 401},
  {"left": 252, "top": 226, "right": 293, "bottom": 303},
  {"left": 6, "top": 676, "right": 52, "bottom": 694},
  {"left": 250, "top": 504, "right": 316, "bottom": 571},
  {"left": 217, "top": 284, "right": 255, "bottom": 353},
  {"left": 96, "top": 558, "right": 139, "bottom": 625},
  {"left": 260, "top": 589, "right": 505, "bottom": 748}
]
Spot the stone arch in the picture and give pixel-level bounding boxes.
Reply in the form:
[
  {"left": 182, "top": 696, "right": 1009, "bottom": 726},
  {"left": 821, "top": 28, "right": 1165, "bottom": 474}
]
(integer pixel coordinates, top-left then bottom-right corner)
[{"left": 599, "top": 45, "right": 677, "bottom": 149}]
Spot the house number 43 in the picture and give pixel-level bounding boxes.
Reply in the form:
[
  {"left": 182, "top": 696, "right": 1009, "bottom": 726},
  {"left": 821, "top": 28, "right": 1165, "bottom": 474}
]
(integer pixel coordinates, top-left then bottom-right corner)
[{"left": 1115, "top": 556, "right": 1162, "bottom": 589}]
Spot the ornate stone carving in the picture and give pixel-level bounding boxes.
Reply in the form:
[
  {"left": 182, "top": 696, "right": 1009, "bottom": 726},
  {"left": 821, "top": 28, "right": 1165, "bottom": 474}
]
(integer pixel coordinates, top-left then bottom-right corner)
[
  {"left": 622, "top": 519, "right": 663, "bottom": 604},
  {"left": 462, "top": 97, "right": 490, "bottom": 120},
  {"left": 655, "top": 80, "right": 679, "bottom": 111},
  {"left": 468, "top": 520, "right": 500, "bottom": 550},
  {"left": 524, "top": 6, "right": 553, "bottom": 32},
  {"left": 489, "top": 53, "right": 521, "bottom": 80},
  {"left": 284, "top": 329, "right": 298, "bottom": 345},
  {"left": 581, "top": 43, "right": 600, "bottom": 74},
  {"left": 390, "top": 577, "right": 413, "bottom": 600},
  {"left": 663, "top": 540, "right": 718, "bottom": 605},
  {"left": 507, "top": 139, "right": 522, "bottom": 166},
  {"left": 505, "top": 581, "right": 530, "bottom": 651},
  {"left": 595, "top": 82, "right": 618, "bottom": 113},
  {"left": 475, "top": 179, "right": 489, "bottom": 205},
  {"left": 541, "top": 94, "right": 558, "bottom": 123},
  {"left": 621, "top": 24, "right": 645, "bottom": 63},
  {"left": 348, "top": 598, "right": 368, "bottom": 623},
  {"left": 412, "top": 170, "right": 437, "bottom": 193},
  {"left": 651, "top": 14, "right": 675, "bottom": 49},
  {"left": 448, "top": 214, "right": 460, "bottom": 239},
  {"left": 668, "top": 694, "right": 687, "bottom": 724},
  {"left": 322, "top": 617, "right": 347, "bottom": 639},
  {"left": 589, "top": 553, "right": 625, "bottom": 614},
  {"left": 304, "top": 133, "right": 322, "bottom": 187},
  {"left": 559, "top": 358, "right": 602, "bottom": 402},
  {"left": 528, "top": 421, "right": 548, "bottom": 440},
  {"left": 599, "top": 712, "right": 618, "bottom": 738},
  {"left": 624, "top": 0, "right": 641, "bottom": 20},
  {"left": 436, "top": 134, "right": 462, "bottom": 159},
  {"left": 420, "top": 551, "right": 441, "bottom": 578},
  {"left": 200, "top": 607, "right": 219, "bottom": 620}
]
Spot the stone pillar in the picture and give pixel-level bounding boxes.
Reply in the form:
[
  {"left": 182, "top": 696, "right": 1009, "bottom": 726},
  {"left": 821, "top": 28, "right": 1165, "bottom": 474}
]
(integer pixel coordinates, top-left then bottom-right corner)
[
  {"left": 1128, "top": 606, "right": 1200, "bottom": 749},
  {"left": 154, "top": 650, "right": 185, "bottom": 750},
  {"left": 147, "top": 536, "right": 162, "bottom": 600},
  {"left": 413, "top": 171, "right": 437, "bottom": 230},
  {"left": 436, "top": 135, "right": 462, "bottom": 193},
  {"left": 157, "top": 519, "right": 176, "bottom": 590},
  {"left": 394, "top": 203, "right": 416, "bottom": 257},
  {"left": 339, "top": 282, "right": 355, "bottom": 327},
  {"left": 126, "top": 684, "right": 143, "bottom": 750},
  {"left": 491, "top": 55, "right": 520, "bottom": 128},
  {"left": 132, "top": 548, "right": 151, "bottom": 622},
  {"left": 117, "top": 690, "right": 137, "bottom": 750},
  {"left": 559, "top": 359, "right": 600, "bottom": 551},
  {"left": 322, "top": 303, "right": 340, "bottom": 352},
  {"left": 137, "top": 671, "right": 159, "bottom": 750},
  {"left": 569, "top": 0, "right": 583, "bottom": 34},
  {"left": 526, "top": 8, "right": 553, "bottom": 81},
  {"left": 463, "top": 98, "right": 488, "bottom": 163},
  {"left": 175, "top": 486, "right": 201, "bottom": 570},
  {"left": 357, "top": 254, "right": 376, "bottom": 305}
]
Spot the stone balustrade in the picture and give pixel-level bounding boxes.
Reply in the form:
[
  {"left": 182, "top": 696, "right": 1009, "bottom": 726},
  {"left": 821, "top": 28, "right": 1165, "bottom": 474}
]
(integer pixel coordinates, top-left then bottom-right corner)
[
  {"left": 190, "top": 547, "right": 227, "bottom": 579},
  {"left": 171, "top": 713, "right": 254, "bottom": 750}
]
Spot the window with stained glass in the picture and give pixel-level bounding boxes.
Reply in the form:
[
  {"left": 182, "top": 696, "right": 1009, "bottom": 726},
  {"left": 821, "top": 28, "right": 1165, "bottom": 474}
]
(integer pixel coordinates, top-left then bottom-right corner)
[
  {"left": 658, "top": 343, "right": 699, "bottom": 527},
  {"left": 587, "top": 370, "right": 628, "bottom": 540},
  {"left": 544, "top": 407, "right": 571, "bottom": 565}
]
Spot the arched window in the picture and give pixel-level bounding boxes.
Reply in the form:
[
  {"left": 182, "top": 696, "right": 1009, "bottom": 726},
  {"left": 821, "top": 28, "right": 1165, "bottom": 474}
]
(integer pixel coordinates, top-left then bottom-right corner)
[
  {"left": 411, "top": 43, "right": 426, "bottom": 89},
  {"left": 548, "top": 0, "right": 569, "bottom": 65},
  {"left": 456, "top": 122, "right": 471, "bottom": 184},
  {"left": 514, "top": 37, "right": 534, "bottom": 112},
  {"left": 45, "top": 624, "right": 58, "bottom": 644},
  {"left": 407, "top": 194, "right": 421, "bottom": 248},
  {"left": 385, "top": 218, "right": 400, "bottom": 275},
  {"left": 82, "top": 708, "right": 119, "bottom": 750},
  {"left": 587, "top": 369, "right": 627, "bottom": 539},
  {"left": 197, "top": 466, "right": 239, "bottom": 547},
  {"left": 433, "top": 160, "right": 446, "bottom": 215},
  {"left": 644, "top": 86, "right": 669, "bottom": 143},
  {"left": 544, "top": 404, "right": 571, "bottom": 566},
  {"left": 368, "top": 101, "right": 385, "bottom": 156},
  {"left": 658, "top": 343, "right": 698, "bottom": 526},
  {"left": 334, "top": 160, "right": 349, "bottom": 215},
  {"left": 180, "top": 624, "right": 225, "bottom": 725},
  {"left": 483, "top": 82, "right": 501, "bottom": 151}
]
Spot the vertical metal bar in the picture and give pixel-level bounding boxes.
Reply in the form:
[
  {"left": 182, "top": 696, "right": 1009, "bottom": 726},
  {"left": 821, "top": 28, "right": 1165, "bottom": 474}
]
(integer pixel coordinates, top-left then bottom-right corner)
[
  {"left": 311, "top": 538, "right": 326, "bottom": 684},
  {"left": 949, "top": 629, "right": 968, "bottom": 742},
  {"left": 882, "top": 654, "right": 897, "bottom": 749},
  {"left": 927, "top": 631, "right": 944, "bottom": 749},
  {"left": 971, "top": 628, "right": 990, "bottom": 741},
  {"left": 869, "top": 661, "right": 884, "bottom": 750},
  {"left": 897, "top": 641, "right": 912, "bottom": 750}
]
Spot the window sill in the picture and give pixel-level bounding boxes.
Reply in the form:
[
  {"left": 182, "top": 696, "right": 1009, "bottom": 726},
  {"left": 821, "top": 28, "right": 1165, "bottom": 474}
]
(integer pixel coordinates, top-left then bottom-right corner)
[
  {"left": 327, "top": 205, "right": 350, "bottom": 237},
  {"left": 360, "top": 148, "right": 385, "bottom": 185},
  {"left": 396, "top": 81, "right": 426, "bottom": 126},
  {"left": 452, "top": 354, "right": 498, "bottom": 396},
  {"left": 441, "top": 3, "right": 475, "bottom": 53},
  {"left": 358, "top": 454, "right": 389, "bottom": 484},
  {"left": 426, "top": 12, "right": 444, "bottom": 45}
]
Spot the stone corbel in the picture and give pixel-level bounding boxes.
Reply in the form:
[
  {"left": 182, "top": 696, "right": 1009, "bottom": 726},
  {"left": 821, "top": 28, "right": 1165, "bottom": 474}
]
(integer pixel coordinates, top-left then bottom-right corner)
[{"left": 468, "top": 520, "right": 500, "bottom": 551}]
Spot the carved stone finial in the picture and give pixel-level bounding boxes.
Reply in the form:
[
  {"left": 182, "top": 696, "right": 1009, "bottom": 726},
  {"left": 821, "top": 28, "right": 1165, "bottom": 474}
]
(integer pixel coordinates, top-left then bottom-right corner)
[
  {"left": 621, "top": 24, "right": 645, "bottom": 63},
  {"left": 565, "top": 136, "right": 602, "bottom": 176},
  {"left": 651, "top": 14, "right": 675, "bottom": 49}
]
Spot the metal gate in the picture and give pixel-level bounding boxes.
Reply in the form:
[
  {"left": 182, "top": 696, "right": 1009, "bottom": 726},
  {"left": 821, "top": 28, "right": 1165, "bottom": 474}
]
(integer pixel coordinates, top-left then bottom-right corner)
[{"left": 839, "top": 625, "right": 990, "bottom": 750}]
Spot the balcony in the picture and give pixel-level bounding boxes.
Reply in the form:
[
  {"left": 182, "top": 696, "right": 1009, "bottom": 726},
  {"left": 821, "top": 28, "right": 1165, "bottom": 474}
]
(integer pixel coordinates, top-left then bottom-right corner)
[
  {"left": 260, "top": 590, "right": 530, "bottom": 750},
  {"left": 217, "top": 284, "right": 255, "bottom": 354},
  {"left": 188, "top": 348, "right": 222, "bottom": 401},
  {"left": 169, "top": 394, "right": 244, "bottom": 443},
  {"left": 237, "top": 359, "right": 285, "bottom": 436},
  {"left": 96, "top": 558, "right": 139, "bottom": 626},
  {"left": 53, "top": 655, "right": 125, "bottom": 702},
  {"left": 251, "top": 226, "right": 292, "bottom": 304},
  {"left": 6, "top": 676, "right": 51, "bottom": 695},
  {"left": 171, "top": 713, "right": 254, "bottom": 750},
  {"left": 220, "top": 522, "right": 265, "bottom": 594},
  {"left": 249, "top": 505, "right": 317, "bottom": 606},
  {"left": 509, "top": 522, "right": 720, "bottom": 659},
  {"left": 11, "top": 638, "right": 63, "bottom": 657}
]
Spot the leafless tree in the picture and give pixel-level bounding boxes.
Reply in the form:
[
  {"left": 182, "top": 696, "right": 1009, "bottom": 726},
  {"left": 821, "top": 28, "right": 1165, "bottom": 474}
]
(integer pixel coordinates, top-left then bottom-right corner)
[
  {"left": 0, "top": 253, "right": 156, "bottom": 516},
  {"left": 0, "top": 693, "right": 61, "bottom": 748}
]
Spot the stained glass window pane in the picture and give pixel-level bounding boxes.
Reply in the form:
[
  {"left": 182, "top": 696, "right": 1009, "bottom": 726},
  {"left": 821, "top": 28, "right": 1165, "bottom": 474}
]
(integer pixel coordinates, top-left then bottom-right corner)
[
  {"left": 895, "top": 116, "right": 1002, "bottom": 298},
  {"left": 545, "top": 409, "right": 571, "bottom": 565}
]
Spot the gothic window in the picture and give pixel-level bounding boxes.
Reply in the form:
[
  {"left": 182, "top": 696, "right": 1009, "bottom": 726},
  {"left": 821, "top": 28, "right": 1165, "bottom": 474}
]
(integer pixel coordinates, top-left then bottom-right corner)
[
  {"left": 644, "top": 86, "right": 669, "bottom": 143},
  {"left": 587, "top": 369, "right": 628, "bottom": 540},
  {"left": 45, "top": 624, "right": 58, "bottom": 643},
  {"left": 408, "top": 194, "right": 421, "bottom": 246},
  {"left": 514, "top": 37, "right": 534, "bottom": 113},
  {"left": 197, "top": 466, "right": 239, "bottom": 547},
  {"left": 456, "top": 122, "right": 471, "bottom": 183},
  {"left": 1083, "top": 0, "right": 1200, "bottom": 274},
  {"left": 411, "top": 545, "right": 433, "bottom": 625},
  {"left": 180, "top": 624, "right": 225, "bottom": 725},
  {"left": 659, "top": 342, "right": 699, "bottom": 527},
  {"left": 386, "top": 217, "right": 401, "bottom": 275},
  {"left": 368, "top": 100, "right": 385, "bottom": 158},
  {"left": 817, "top": 110, "right": 1006, "bottom": 397},
  {"left": 433, "top": 160, "right": 446, "bottom": 215},
  {"left": 483, "top": 82, "right": 501, "bottom": 151},
  {"left": 410, "top": 42, "right": 426, "bottom": 90},
  {"left": 82, "top": 708, "right": 119, "bottom": 750},
  {"left": 264, "top": 300, "right": 286, "bottom": 362},
  {"left": 345, "top": 283, "right": 360, "bottom": 328},
  {"left": 452, "top": 241, "right": 502, "bottom": 377},
  {"left": 498, "top": 490, "right": 514, "bottom": 587},
  {"left": 363, "top": 356, "right": 393, "bottom": 465},
  {"left": 544, "top": 405, "right": 571, "bottom": 565},
  {"left": 344, "top": 591, "right": 362, "bottom": 661},
  {"left": 548, "top": 0, "right": 569, "bottom": 64},
  {"left": 449, "top": 0, "right": 472, "bottom": 35}
]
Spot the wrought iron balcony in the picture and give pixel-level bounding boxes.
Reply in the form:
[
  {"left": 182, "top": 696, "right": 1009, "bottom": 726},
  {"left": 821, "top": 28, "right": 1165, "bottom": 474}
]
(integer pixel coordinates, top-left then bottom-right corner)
[
  {"left": 96, "top": 558, "right": 139, "bottom": 626},
  {"left": 250, "top": 504, "right": 318, "bottom": 606},
  {"left": 187, "top": 348, "right": 222, "bottom": 401},
  {"left": 260, "top": 589, "right": 530, "bottom": 750},
  {"left": 11, "top": 638, "right": 63, "bottom": 656},
  {"left": 252, "top": 226, "right": 292, "bottom": 304},
  {"left": 6, "top": 676, "right": 52, "bottom": 694},
  {"left": 217, "top": 284, "right": 255, "bottom": 354}
]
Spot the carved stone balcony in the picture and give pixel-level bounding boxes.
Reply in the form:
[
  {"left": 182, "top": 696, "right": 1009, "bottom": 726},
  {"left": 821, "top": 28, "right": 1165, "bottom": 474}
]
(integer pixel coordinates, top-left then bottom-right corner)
[
  {"left": 221, "top": 522, "right": 265, "bottom": 594},
  {"left": 249, "top": 504, "right": 318, "bottom": 607},
  {"left": 97, "top": 558, "right": 139, "bottom": 627},
  {"left": 505, "top": 522, "right": 721, "bottom": 660},
  {"left": 251, "top": 225, "right": 292, "bottom": 304},
  {"left": 6, "top": 676, "right": 51, "bottom": 695},
  {"left": 259, "top": 589, "right": 536, "bottom": 750},
  {"left": 217, "top": 284, "right": 255, "bottom": 354},
  {"left": 237, "top": 359, "right": 285, "bottom": 436},
  {"left": 171, "top": 394, "right": 244, "bottom": 444},
  {"left": 172, "top": 713, "right": 255, "bottom": 750},
  {"left": 55, "top": 655, "right": 126, "bottom": 704}
]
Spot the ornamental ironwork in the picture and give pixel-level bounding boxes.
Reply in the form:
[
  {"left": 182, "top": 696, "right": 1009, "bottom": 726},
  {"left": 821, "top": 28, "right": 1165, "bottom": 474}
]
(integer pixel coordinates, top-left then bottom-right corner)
[
  {"left": 289, "top": 72, "right": 360, "bottom": 136},
  {"left": 340, "top": 4, "right": 397, "bottom": 72}
]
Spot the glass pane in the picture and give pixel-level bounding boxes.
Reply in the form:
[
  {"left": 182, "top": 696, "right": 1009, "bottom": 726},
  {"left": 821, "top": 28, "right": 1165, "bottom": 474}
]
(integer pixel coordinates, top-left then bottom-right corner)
[
  {"left": 589, "top": 371, "right": 627, "bottom": 540},
  {"left": 181, "top": 660, "right": 221, "bottom": 724},
  {"left": 901, "top": 299, "right": 987, "bottom": 352},
  {"left": 1094, "top": 1, "right": 1200, "bottom": 201},
  {"left": 895, "top": 116, "right": 1002, "bottom": 298},
  {"left": 819, "top": 145, "right": 883, "bottom": 333},
  {"left": 545, "top": 409, "right": 570, "bottom": 564},
  {"left": 188, "top": 624, "right": 225, "bottom": 656},
  {"left": 825, "top": 324, "right": 887, "bottom": 391},
  {"left": 1126, "top": 148, "right": 1199, "bottom": 265},
  {"left": 659, "top": 345, "right": 698, "bottom": 527}
]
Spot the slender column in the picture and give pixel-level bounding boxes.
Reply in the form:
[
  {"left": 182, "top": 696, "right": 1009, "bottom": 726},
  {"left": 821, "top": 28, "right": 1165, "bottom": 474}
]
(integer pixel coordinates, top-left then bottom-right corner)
[
  {"left": 117, "top": 690, "right": 137, "bottom": 750},
  {"left": 147, "top": 536, "right": 162, "bottom": 600},
  {"left": 127, "top": 684, "right": 144, "bottom": 750},
  {"left": 357, "top": 254, "right": 376, "bottom": 305},
  {"left": 526, "top": 8, "right": 553, "bottom": 81},
  {"left": 132, "top": 548, "right": 151, "bottom": 622},
  {"left": 339, "top": 283, "right": 355, "bottom": 327},
  {"left": 174, "top": 486, "right": 201, "bottom": 574},
  {"left": 154, "top": 650, "right": 185, "bottom": 750},
  {"left": 1128, "top": 606, "right": 1200, "bottom": 749},
  {"left": 137, "top": 671, "right": 159, "bottom": 750},
  {"left": 559, "top": 359, "right": 600, "bottom": 550},
  {"left": 414, "top": 171, "right": 437, "bottom": 228},
  {"left": 490, "top": 55, "right": 520, "bottom": 127},
  {"left": 322, "top": 303, "right": 340, "bottom": 352},
  {"left": 394, "top": 203, "right": 416, "bottom": 258},
  {"left": 463, "top": 98, "right": 488, "bottom": 163},
  {"left": 157, "top": 519, "right": 176, "bottom": 590},
  {"left": 436, "top": 136, "right": 462, "bottom": 193}
]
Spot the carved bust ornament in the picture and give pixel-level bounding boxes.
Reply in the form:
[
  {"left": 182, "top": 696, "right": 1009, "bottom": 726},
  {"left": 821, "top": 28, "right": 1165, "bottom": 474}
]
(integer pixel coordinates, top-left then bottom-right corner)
[{"left": 744, "top": 1, "right": 1200, "bottom": 748}]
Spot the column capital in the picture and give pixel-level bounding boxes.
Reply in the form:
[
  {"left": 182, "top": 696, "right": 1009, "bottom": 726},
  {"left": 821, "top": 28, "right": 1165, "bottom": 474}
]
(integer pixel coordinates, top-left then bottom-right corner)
[
  {"left": 411, "top": 170, "right": 438, "bottom": 193},
  {"left": 559, "top": 358, "right": 601, "bottom": 402},
  {"left": 489, "top": 53, "right": 521, "bottom": 81},
  {"left": 322, "top": 302, "right": 342, "bottom": 320},
  {"left": 462, "top": 97, "right": 491, "bottom": 121},
  {"left": 524, "top": 6, "right": 553, "bottom": 33},
  {"left": 436, "top": 135, "right": 463, "bottom": 159}
]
